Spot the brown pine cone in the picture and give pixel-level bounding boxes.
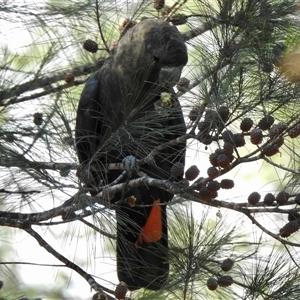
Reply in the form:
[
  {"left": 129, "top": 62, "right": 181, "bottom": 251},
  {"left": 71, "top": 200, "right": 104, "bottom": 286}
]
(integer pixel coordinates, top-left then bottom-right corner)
[
  {"left": 250, "top": 128, "right": 263, "bottom": 145},
  {"left": 262, "top": 143, "right": 279, "bottom": 157},
  {"left": 288, "top": 212, "right": 300, "bottom": 222},
  {"left": 33, "top": 112, "right": 43, "bottom": 126},
  {"left": 218, "top": 106, "right": 230, "bottom": 122},
  {"left": 198, "top": 187, "right": 212, "bottom": 200},
  {"left": 207, "top": 180, "right": 221, "bottom": 191},
  {"left": 185, "top": 165, "right": 200, "bottom": 181},
  {"left": 223, "top": 142, "right": 234, "bottom": 156},
  {"left": 209, "top": 152, "right": 219, "bottom": 167},
  {"left": 269, "top": 122, "right": 288, "bottom": 139},
  {"left": 221, "top": 258, "right": 234, "bottom": 272},
  {"left": 279, "top": 220, "right": 300, "bottom": 238},
  {"left": 115, "top": 281, "right": 128, "bottom": 299},
  {"left": 176, "top": 77, "right": 190, "bottom": 92},
  {"left": 276, "top": 191, "right": 290, "bottom": 205},
  {"left": 198, "top": 120, "right": 211, "bottom": 133},
  {"left": 288, "top": 123, "right": 300, "bottom": 138},
  {"left": 258, "top": 115, "right": 274, "bottom": 130},
  {"left": 171, "top": 162, "right": 185, "bottom": 177},
  {"left": 218, "top": 275, "right": 233, "bottom": 287},
  {"left": 263, "top": 193, "right": 275, "bottom": 205},
  {"left": 220, "top": 179, "right": 234, "bottom": 189},
  {"left": 64, "top": 73, "right": 75, "bottom": 83},
  {"left": 198, "top": 134, "right": 213, "bottom": 145},
  {"left": 188, "top": 107, "right": 199, "bottom": 121},
  {"left": 222, "top": 130, "right": 234, "bottom": 143},
  {"left": 207, "top": 278, "right": 218, "bottom": 290},
  {"left": 240, "top": 117, "right": 253, "bottom": 132},
  {"left": 83, "top": 39, "right": 98, "bottom": 53},
  {"left": 217, "top": 153, "right": 232, "bottom": 168},
  {"left": 207, "top": 167, "right": 220, "bottom": 179},
  {"left": 233, "top": 133, "right": 245, "bottom": 147},
  {"left": 248, "top": 191, "right": 261, "bottom": 205}
]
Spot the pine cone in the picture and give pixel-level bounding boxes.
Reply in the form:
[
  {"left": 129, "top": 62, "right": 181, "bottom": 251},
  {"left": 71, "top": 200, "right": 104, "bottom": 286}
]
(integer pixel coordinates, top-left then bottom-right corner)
[
  {"left": 209, "top": 152, "right": 219, "bottom": 167},
  {"left": 221, "top": 258, "right": 234, "bottom": 272},
  {"left": 176, "top": 77, "right": 190, "bottom": 92},
  {"left": 185, "top": 165, "right": 200, "bottom": 181},
  {"left": 223, "top": 142, "right": 234, "bottom": 156},
  {"left": 279, "top": 220, "right": 300, "bottom": 238},
  {"left": 171, "top": 162, "right": 185, "bottom": 177},
  {"left": 276, "top": 191, "right": 290, "bottom": 205},
  {"left": 248, "top": 191, "right": 261, "bottom": 205},
  {"left": 222, "top": 130, "right": 234, "bottom": 143},
  {"left": 207, "top": 167, "right": 220, "bottom": 179},
  {"left": 258, "top": 115, "right": 274, "bottom": 130},
  {"left": 217, "top": 153, "right": 232, "bottom": 168},
  {"left": 240, "top": 117, "right": 253, "bottom": 132},
  {"left": 263, "top": 193, "right": 275, "bottom": 205},
  {"left": 218, "top": 106, "right": 230, "bottom": 122},
  {"left": 188, "top": 107, "right": 199, "bottom": 121},
  {"left": 250, "top": 128, "right": 263, "bottom": 145},
  {"left": 262, "top": 143, "right": 279, "bottom": 157},
  {"left": 33, "top": 112, "right": 43, "bottom": 126},
  {"left": 269, "top": 122, "right": 288, "bottom": 139},
  {"left": 198, "top": 121, "right": 211, "bottom": 133},
  {"left": 218, "top": 275, "right": 233, "bottom": 287},
  {"left": 115, "top": 281, "right": 128, "bottom": 299},
  {"left": 198, "top": 134, "right": 213, "bottom": 145},
  {"left": 83, "top": 39, "right": 98, "bottom": 53},
  {"left": 207, "top": 180, "right": 221, "bottom": 191},
  {"left": 64, "top": 73, "right": 75, "bottom": 83},
  {"left": 209, "top": 190, "right": 218, "bottom": 199},
  {"left": 207, "top": 278, "right": 218, "bottom": 290},
  {"left": 288, "top": 123, "right": 300, "bottom": 138},
  {"left": 198, "top": 187, "right": 212, "bottom": 200},
  {"left": 233, "top": 133, "right": 245, "bottom": 147},
  {"left": 220, "top": 179, "right": 234, "bottom": 189},
  {"left": 288, "top": 212, "right": 300, "bottom": 222}
]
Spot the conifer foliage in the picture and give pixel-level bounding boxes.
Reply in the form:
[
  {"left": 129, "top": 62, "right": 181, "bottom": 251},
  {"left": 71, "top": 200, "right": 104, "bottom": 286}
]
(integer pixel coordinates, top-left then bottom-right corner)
[{"left": 1, "top": 0, "right": 300, "bottom": 299}]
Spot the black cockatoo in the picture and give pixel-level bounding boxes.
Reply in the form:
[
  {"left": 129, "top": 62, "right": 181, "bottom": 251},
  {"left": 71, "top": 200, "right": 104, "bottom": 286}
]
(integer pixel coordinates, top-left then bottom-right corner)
[{"left": 75, "top": 18, "right": 187, "bottom": 290}]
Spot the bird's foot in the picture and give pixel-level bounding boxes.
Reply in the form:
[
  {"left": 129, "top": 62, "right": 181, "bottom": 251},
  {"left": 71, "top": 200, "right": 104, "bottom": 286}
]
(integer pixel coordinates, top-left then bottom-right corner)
[{"left": 122, "top": 155, "right": 137, "bottom": 175}]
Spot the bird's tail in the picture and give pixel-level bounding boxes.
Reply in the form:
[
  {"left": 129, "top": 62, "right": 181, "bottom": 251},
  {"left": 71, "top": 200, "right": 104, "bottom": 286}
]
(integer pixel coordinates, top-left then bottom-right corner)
[{"left": 116, "top": 198, "right": 169, "bottom": 291}]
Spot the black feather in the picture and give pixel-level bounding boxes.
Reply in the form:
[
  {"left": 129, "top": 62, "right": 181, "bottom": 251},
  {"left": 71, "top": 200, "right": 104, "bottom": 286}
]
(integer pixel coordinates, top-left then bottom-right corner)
[{"left": 75, "top": 19, "right": 187, "bottom": 290}]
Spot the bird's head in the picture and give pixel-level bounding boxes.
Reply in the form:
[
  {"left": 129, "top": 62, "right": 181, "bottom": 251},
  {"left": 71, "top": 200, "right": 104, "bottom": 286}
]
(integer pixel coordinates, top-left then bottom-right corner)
[{"left": 113, "top": 19, "right": 188, "bottom": 84}]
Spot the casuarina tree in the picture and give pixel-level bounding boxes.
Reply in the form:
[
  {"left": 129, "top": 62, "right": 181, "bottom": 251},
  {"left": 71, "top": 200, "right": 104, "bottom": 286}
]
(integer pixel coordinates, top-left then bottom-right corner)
[{"left": 2, "top": 0, "right": 300, "bottom": 299}]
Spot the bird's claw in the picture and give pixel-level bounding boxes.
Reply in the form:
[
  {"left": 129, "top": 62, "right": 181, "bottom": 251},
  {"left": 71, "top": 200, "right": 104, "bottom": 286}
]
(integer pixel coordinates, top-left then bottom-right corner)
[{"left": 122, "top": 155, "right": 137, "bottom": 174}]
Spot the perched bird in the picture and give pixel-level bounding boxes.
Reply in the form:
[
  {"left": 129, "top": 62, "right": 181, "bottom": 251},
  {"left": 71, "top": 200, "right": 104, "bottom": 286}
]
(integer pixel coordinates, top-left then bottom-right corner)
[{"left": 75, "top": 18, "right": 187, "bottom": 290}]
